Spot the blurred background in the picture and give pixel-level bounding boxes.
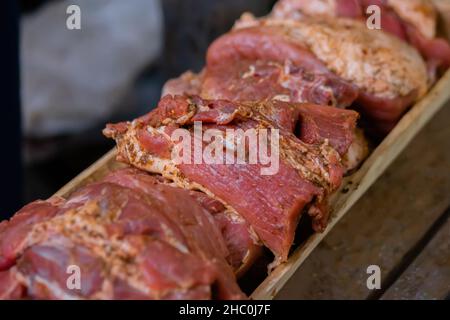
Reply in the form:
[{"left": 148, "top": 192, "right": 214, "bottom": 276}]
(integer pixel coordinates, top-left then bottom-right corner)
[{"left": 1, "top": 0, "right": 277, "bottom": 219}]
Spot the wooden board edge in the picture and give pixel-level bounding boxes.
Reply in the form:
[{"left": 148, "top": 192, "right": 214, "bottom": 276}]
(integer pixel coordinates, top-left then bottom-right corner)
[{"left": 250, "top": 69, "right": 450, "bottom": 300}]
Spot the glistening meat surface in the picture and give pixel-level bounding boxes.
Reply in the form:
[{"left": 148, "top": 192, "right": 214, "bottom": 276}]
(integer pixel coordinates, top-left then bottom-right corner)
[
  {"left": 102, "top": 168, "right": 263, "bottom": 276},
  {"left": 234, "top": 16, "right": 427, "bottom": 134},
  {"left": 0, "top": 179, "right": 245, "bottom": 300},
  {"left": 165, "top": 15, "right": 427, "bottom": 134},
  {"left": 202, "top": 59, "right": 358, "bottom": 109},
  {"left": 272, "top": 0, "right": 450, "bottom": 73},
  {"left": 104, "top": 95, "right": 358, "bottom": 264}
]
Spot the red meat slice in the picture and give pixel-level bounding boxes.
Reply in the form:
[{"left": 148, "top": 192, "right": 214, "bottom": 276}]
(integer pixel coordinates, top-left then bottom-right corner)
[
  {"left": 104, "top": 96, "right": 357, "bottom": 263},
  {"left": 0, "top": 270, "right": 25, "bottom": 299},
  {"left": 204, "top": 26, "right": 416, "bottom": 134},
  {"left": 202, "top": 59, "right": 358, "bottom": 108},
  {"left": 205, "top": 27, "right": 359, "bottom": 109},
  {"left": 0, "top": 180, "right": 245, "bottom": 300},
  {"left": 0, "top": 198, "right": 64, "bottom": 271},
  {"left": 102, "top": 168, "right": 263, "bottom": 275}
]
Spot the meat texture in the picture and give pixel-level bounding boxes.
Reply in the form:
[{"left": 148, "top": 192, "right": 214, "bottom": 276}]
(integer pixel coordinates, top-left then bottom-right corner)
[
  {"left": 163, "top": 70, "right": 204, "bottom": 98},
  {"left": 202, "top": 59, "right": 358, "bottom": 109},
  {"left": 232, "top": 15, "right": 429, "bottom": 134},
  {"left": 164, "top": 14, "right": 427, "bottom": 135},
  {"left": 162, "top": 70, "right": 367, "bottom": 172},
  {"left": 0, "top": 175, "right": 245, "bottom": 300},
  {"left": 162, "top": 39, "right": 368, "bottom": 169},
  {"left": 272, "top": 0, "right": 450, "bottom": 74},
  {"left": 102, "top": 168, "right": 263, "bottom": 277},
  {"left": 104, "top": 95, "right": 359, "bottom": 264},
  {"left": 432, "top": 0, "right": 450, "bottom": 39}
]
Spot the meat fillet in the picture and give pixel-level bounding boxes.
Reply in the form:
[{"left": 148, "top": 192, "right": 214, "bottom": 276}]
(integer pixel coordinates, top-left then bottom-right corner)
[
  {"left": 102, "top": 168, "right": 263, "bottom": 276},
  {"left": 0, "top": 177, "right": 245, "bottom": 300},
  {"left": 104, "top": 95, "right": 359, "bottom": 264},
  {"left": 272, "top": 0, "right": 450, "bottom": 74},
  {"left": 222, "top": 15, "right": 428, "bottom": 134}
]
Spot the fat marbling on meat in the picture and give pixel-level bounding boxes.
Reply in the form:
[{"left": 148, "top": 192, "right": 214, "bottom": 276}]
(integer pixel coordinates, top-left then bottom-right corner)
[
  {"left": 0, "top": 175, "right": 245, "bottom": 300},
  {"left": 272, "top": 0, "right": 450, "bottom": 75},
  {"left": 102, "top": 168, "right": 263, "bottom": 277},
  {"left": 104, "top": 95, "right": 359, "bottom": 264}
]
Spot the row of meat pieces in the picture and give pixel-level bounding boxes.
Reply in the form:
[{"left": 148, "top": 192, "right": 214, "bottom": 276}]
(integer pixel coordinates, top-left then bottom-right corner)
[
  {"left": 0, "top": 96, "right": 361, "bottom": 300},
  {"left": 1, "top": 0, "right": 449, "bottom": 300},
  {"left": 0, "top": 168, "right": 248, "bottom": 299},
  {"left": 100, "top": 0, "right": 450, "bottom": 298},
  {"left": 165, "top": 0, "right": 450, "bottom": 134}
]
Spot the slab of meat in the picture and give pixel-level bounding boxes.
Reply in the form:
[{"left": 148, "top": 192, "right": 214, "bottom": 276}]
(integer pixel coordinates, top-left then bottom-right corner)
[
  {"left": 161, "top": 31, "right": 358, "bottom": 110},
  {"left": 163, "top": 70, "right": 205, "bottom": 98},
  {"left": 0, "top": 270, "right": 24, "bottom": 299},
  {"left": 217, "top": 15, "right": 428, "bottom": 135},
  {"left": 0, "top": 179, "right": 245, "bottom": 300},
  {"left": 164, "top": 12, "right": 426, "bottom": 136},
  {"left": 104, "top": 95, "right": 359, "bottom": 264},
  {"left": 162, "top": 65, "right": 367, "bottom": 171},
  {"left": 102, "top": 168, "right": 263, "bottom": 276},
  {"left": 0, "top": 197, "right": 65, "bottom": 271},
  {"left": 202, "top": 59, "right": 359, "bottom": 109},
  {"left": 188, "top": 190, "right": 263, "bottom": 277},
  {"left": 272, "top": 0, "right": 450, "bottom": 74},
  {"left": 162, "top": 69, "right": 367, "bottom": 172}
]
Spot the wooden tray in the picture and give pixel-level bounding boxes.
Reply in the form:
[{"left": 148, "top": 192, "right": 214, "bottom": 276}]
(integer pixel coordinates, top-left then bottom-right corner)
[{"left": 52, "top": 69, "right": 450, "bottom": 299}]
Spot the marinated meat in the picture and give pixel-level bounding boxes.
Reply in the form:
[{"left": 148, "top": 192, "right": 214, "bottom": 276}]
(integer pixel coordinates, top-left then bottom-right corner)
[
  {"left": 102, "top": 168, "right": 263, "bottom": 276},
  {"left": 104, "top": 95, "right": 359, "bottom": 264},
  {"left": 0, "top": 180, "right": 245, "bottom": 299}
]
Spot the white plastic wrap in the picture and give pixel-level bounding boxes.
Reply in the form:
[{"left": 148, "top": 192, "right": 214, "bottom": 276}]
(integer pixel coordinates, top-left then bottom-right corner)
[{"left": 21, "top": 0, "right": 163, "bottom": 137}]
